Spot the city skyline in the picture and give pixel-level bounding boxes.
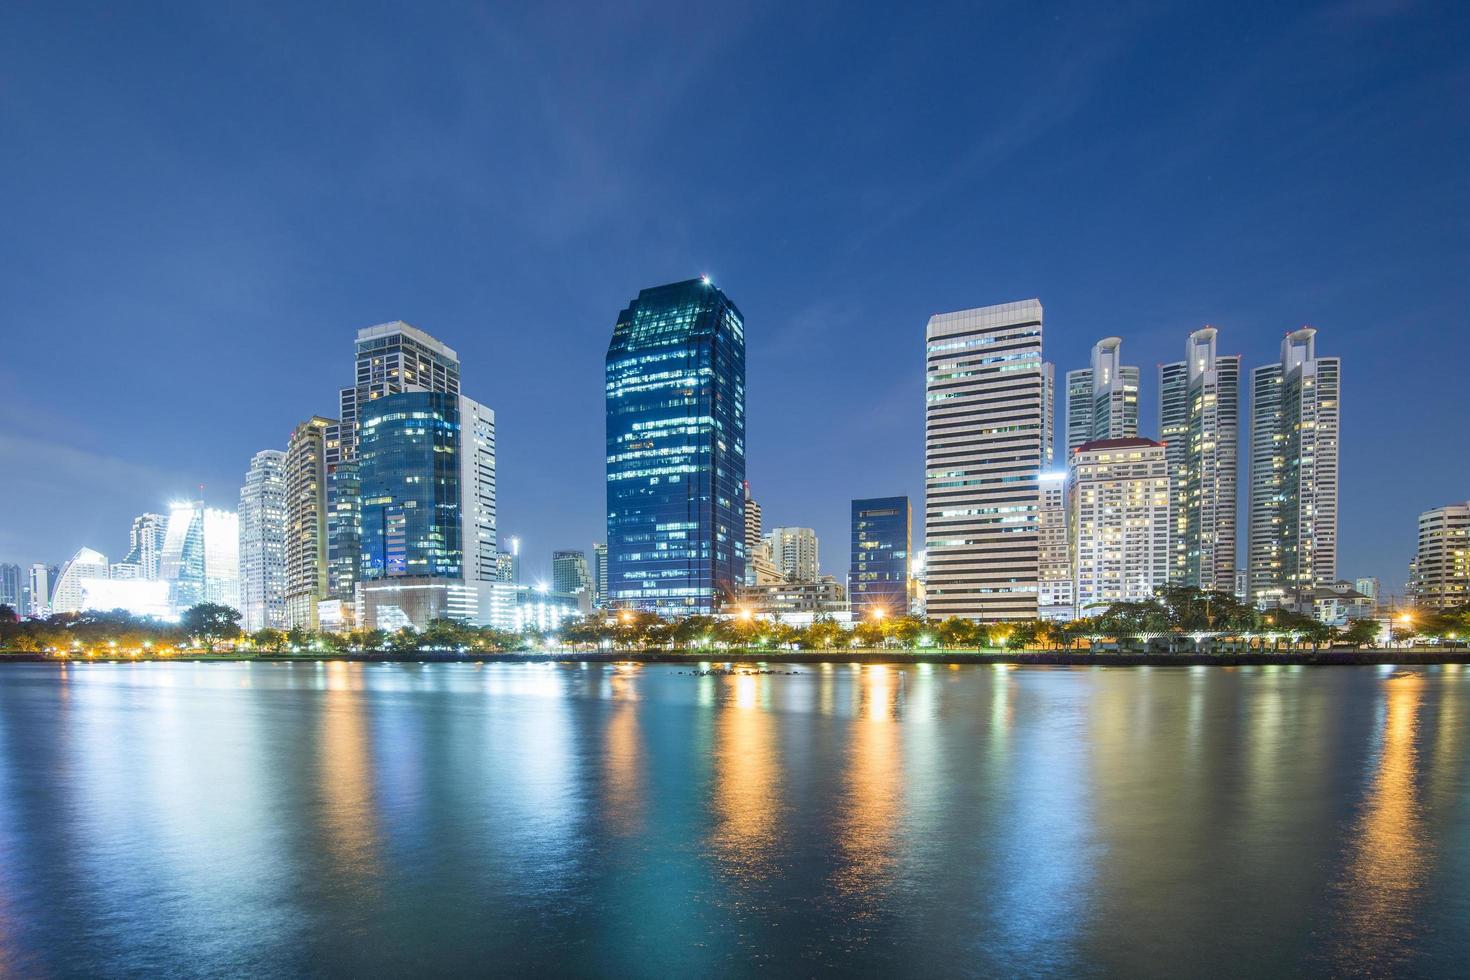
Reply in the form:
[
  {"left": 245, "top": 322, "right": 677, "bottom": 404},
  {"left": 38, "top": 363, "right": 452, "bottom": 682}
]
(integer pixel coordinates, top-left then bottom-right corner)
[{"left": 2, "top": 3, "right": 1467, "bottom": 594}]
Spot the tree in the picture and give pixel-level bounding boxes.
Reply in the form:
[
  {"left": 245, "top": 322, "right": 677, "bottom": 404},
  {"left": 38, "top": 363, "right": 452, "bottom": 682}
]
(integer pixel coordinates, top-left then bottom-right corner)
[
  {"left": 0, "top": 604, "right": 17, "bottom": 625},
  {"left": 252, "top": 628, "right": 288, "bottom": 653},
  {"left": 936, "top": 617, "right": 979, "bottom": 650},
  {"left": 1342, "top": 618, "right": 1380, "bottom": 648},
  {"left": 180, "top": 603, "right": 242, "bottom": 648}
]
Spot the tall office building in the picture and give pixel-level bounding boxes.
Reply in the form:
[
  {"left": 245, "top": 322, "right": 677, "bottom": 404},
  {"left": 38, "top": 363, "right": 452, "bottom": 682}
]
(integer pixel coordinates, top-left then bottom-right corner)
[
  {"left": 325, "top": 460, "right": 360, "bottom": 614},
  {"left": 552, "top": 550, "right": 592, "bottom": 598},
  {"left": 458, "top": 396, "right": 498, "bottom": 587},
  {"left": 924, "top": 299, "right": 1049, "bottom": 621},
  {"left": 239, "top": 450, "right": 288, "bottom": 632},
  {"left": 0, "top": 563, "right": 20, "bottom": 611},
  {"left": 26, "top": 563, "right": 50, "bottom": 618},
  {"left": 159, "top": 501, "right": 206, "bottom": 614},
  {"left": 605, "top": 278, "right": 746, "bottom": 616},
  {"left": 1069, "top": 438, "right": 1171, "bottom": 612},
  {"left": 1248, "top": 328, "right": 1341, "bottom": 602},
  {"left": 285, "top": 417, "right": 334, "bottom": 629},
  {"left": 49, "top": 547, "right": 109, "bottom": 615},
  {"left": 592, "top": 543, "right": 608, "bottom": 607},
  {"left": 1065, "top": 337, "right": 1139, "bottom": 454},
  {"left": 356, "top": 391, "right": 478, "bottom": 628},
  {"left": 767, "top": 526, "right": 819, "bottom": 583},
  {"left": 1037, "top": 472, "right": 1073, "bottom": 621},
  {"left": 338, "top": 322, "right": 462, "bottom": 460},
  {"left": 496, "top": 535, "right": 521, "bottom": 585},
  {"left": 202, "top": 508, "right": 240, "bottom": 610},
  {"left": 1159, "top": 327, "right": 1240, "bottom": 592},
  {"left": 849, "top": 497, "right": 911, "bottom": 618},
  {"left": 1408, "top": 503, "right": 1470, "bottom": 610}
]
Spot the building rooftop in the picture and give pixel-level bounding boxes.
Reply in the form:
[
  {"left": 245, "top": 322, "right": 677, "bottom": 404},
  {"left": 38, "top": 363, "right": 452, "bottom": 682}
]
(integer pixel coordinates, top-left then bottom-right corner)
[{"left": 1073, "top": 437, "right": 1165, "bottom": 453}]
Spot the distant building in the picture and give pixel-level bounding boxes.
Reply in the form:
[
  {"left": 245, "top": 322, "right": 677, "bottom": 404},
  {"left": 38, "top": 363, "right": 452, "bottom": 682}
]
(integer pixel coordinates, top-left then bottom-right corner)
[
  {"left": 122, "top": 513, "right": 167, "bottom": 581},
  {"left": 743, "top": 483, "right": 763, "bottom": 586},
  {"left": 738, "top": 576, "right": 847, "bottom": 616},
  {"left": 496, "top": 535, "right": 521, "bottom": 585},
  {"left": 49, "top": 547, "right": 109, "bottom": 615},
  {"left": 239, "top": 450, "right": 288, "bottom": 632},
  {"left": 285, "top": 417, "right": 334, "bottom": 629},
  {"left": 1070, "top": 438, "right": 1171, "bottom": 614},
  {"left": 1408, "top": 503, "right": 1470, "bottom": 610},
  {"left": 1037, "top": 473, "right": 1074, "bottom": 621},
  {"left": 1249, "top": 328, "right": 1340, "bottom": 603},
  {"left": 592, "top": 543, "right": 608, "bottom": 607},
  {"left": 1354, "top": 576, "right": 1382, "bottom": 611},
  {"left": 459, "top": 396, "right": 498, "bottom": 588},
  {"left": 160, "top": 501, "right": 207, "bottom": 614},
  {"left": 767, "top": 526, "right": 819, "bottom": 583},
  {"left": 605, "top": 278, "right": 745, "bottom": 615},
  {"left": 849, "top": 497, "right": 911, "bottom": 619},
  {"left": 1160, "top": 327, "right": 1240, "bottom": 592},
  {"left": 925, "top": 300, "right": 1050, "bottom": 621},
  {"left": 552, "top": 549, "right": 592, "bottom": 606},
  {"left": 1065, "top": 337, "right": 1139, "bottom": 454},
  {"left": 0, "top": 563, "right": 20, "bottom": 611},
  {"left": 26, "top": 563, "right": 50, "bottom": 618},
  {"left": 1310, "top": 581, "right": 1376, "bottom": 627}
]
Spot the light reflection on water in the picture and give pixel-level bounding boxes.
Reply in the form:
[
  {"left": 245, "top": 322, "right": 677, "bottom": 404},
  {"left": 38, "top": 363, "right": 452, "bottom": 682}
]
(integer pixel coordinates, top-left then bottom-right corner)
[{"left": 0, "top": 662, "right": 1468, "bottom": 975}]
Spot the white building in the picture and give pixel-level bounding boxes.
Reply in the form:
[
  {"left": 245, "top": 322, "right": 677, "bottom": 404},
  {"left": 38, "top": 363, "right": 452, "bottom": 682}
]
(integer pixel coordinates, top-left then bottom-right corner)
[
  {"left": 1069, "top": 438, "right": 1171, "bottom": 614},
  {"left": 1037, "top": 471, "right": 1074, "bottom": 621},
  {"left": 766, "top": 526, "right": 819, "bottom": 583},
  {"left": 26, "top": 563, "right": 50, "bottom": 618},
  {"left": 459, "top": 395, "right": 498, "bottom": 587},
  {"left": 1248, "top": 327, "right": 1341, "bottom": 603},
  {"left": 593, "top": 543, "right": 608, "bottom": 606},
  {"left": 1409, "top": 503, "right": 1470, "bottom": 610},
  {"left": 924, "top": 299, "right": 1050, "bottom": 621},
  {"left": 285, "top": 417, "right": 333, "bottom": 629},
  {"left": 1066, "top": 337, "right": 1139, "bottom": 454},
  {"left": 239, "top": 450, "right": 288, "bottom": 631},
  {"left": 121, "top": 513, "right": 167, "bottom": 580},
  {"left": 202, "top": 508, "right": 240, "bottom": 611},
  {"left": 1160, "top": 327, "right": 1240, "bottom": 592},
  {"left": 50, "top": 547, "right": 109, "bottom": 615}
]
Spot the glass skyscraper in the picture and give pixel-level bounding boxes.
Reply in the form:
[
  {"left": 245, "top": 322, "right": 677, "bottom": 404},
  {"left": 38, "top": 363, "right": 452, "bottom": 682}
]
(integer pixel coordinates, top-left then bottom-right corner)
[
  {"left": 605, "top": 278, "right": 745, "bottom": 616},
  {"left": 849, "top": 497, "right": 911, "bottom": 618},
  {"left": 358, "top": 391, "right": 463, "bottom": 583}
]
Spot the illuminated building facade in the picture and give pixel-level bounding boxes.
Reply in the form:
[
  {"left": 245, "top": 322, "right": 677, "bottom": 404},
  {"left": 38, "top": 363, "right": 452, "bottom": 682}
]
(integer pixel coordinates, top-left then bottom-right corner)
[
  {"left": 160, "top": 501, "right": 205, "bottom": 613},
  {"left": 1065, "top": 337, "right": 1139, "bottom": 454},
  {"left": 338, "top": 321, "right": 461, "bottom": 460},
  {"left": 285, "top": 417, "right": 334, "bottom": 629},
  {"left": 1409, "top": 502, "right": 1470, "bottom": 610},
  {"left": 592, "top": 543, "right": 608, "bottom": 607},
  {"left": 27, "top": 563, "right": 50, "bottom": 618},
  {"left": 766, "top": 526, "right": 819, "bottom": 583},
  {"left": 552, "top": 550, "right": 591, "bottom": 598},
  {"left": 239, "top": 449, "right": 288, "bottom": 631},
  {"left": 1069, "top": 438, "right": 1171, "bottom": 612},
  {"left": 0, "top": 563, "right": 20, "bottom": 611},
  {"left": 924, "top": 299, "right": 1050, "bottom": 621},
  {"left": 1160, "top": 327, "right": 1240, "bottom": 592},
  {"left": 605, "top": 278, "right": 745, "bottom": 616},
  {"left": 120, "top": 513, "right": 166, "bottom": 581},
  {"left": 50, "top": 547, "right": 109, "bottom": 615},
  {"left": 849, "top": 496, "right": 911, "bottom": 619},
  {"left": 1037, "top": 473, "right": 1074, "bottom": 621},
  {"left": 1248, "top": 328, "right": 1340, "bottom": 603}
]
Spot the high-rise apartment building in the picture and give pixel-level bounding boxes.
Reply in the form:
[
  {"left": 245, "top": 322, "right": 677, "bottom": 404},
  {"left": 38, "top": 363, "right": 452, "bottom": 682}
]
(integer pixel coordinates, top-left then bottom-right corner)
[
  {"left": 1248, "top": 328, "right": 1341, "bottom": 603},
  {"left": 1160, "top": 327, "right": 1240, "bottom": 592},
  {"left": 743, "top": 483, "right": 763, "bottom": 586},
  {"left": 49, "top": 547, "right": 109, "bottom": 615},
  {"left": 924, "top": 299, "right": 1049, "bottom": 621},
  {"left": 1408, "top": 503, "right": 1470, "bottom": 610},
  {"left": 238, "top": 450, "right": 288, "bottom": 632},
  {"left": 1066, "top": 337, "right": 1139, "bottom": 454},
  {"left": 605, "top": 278, "right": 746, "bottom": 616},
  {"left": 458, "top": 396, "right": 498, "bottom": 587},
  {"left": 285, "top": 417, "right": 334, "bottom": 629},
  {"left": 552, "top": 550, "right": 592, "bottom": 598},
  {"left": 1037, "top": 471, "right": 1073, "bottom": 621},
  {"left": 118, "top": 513, "right": 167, "bottom": 581},
  {"left": 767, "top": 526, "right": 819, "bottom": 583},
  {"left": 848, "top": 497, "right": 911, "bottom": 619},
  {"left": 1069, "top": 438, "right": 1171, "bottom": 612}
]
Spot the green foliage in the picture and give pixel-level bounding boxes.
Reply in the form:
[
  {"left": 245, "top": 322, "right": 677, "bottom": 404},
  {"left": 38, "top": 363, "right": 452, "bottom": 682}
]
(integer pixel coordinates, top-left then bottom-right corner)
[{"left": 179, "top": 603, "right": 243, "bottom": 647}]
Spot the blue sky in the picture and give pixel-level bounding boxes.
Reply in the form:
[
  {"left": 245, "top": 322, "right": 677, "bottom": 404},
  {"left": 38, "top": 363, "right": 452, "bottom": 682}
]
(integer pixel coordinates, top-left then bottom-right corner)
[{"left": 1, "top": 0, "right": 1466, "bottom": 591}]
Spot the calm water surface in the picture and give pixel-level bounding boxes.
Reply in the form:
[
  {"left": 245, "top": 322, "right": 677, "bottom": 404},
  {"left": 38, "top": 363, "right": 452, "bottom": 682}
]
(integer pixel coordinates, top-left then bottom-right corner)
[{"left": 1, "top": 662, "right": 1468, "bottom": 977}]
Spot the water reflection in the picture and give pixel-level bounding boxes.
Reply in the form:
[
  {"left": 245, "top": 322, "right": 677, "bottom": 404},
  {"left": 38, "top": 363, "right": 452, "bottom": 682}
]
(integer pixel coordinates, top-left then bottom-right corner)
[
  {"left": 319, "top": 662, "right": 380, "bottom": 884},
  {"left": 602, "top": 695, "right": 645, "bottom": 837},
  {"left": 833, "top": 668, "right": 903, "bottom": 912},
  {"left": 1332, "top": 672, "right": 1428, "bottom": 974},
  {"left": 709, "top": 674, "right": 782, "bottom": 882}
]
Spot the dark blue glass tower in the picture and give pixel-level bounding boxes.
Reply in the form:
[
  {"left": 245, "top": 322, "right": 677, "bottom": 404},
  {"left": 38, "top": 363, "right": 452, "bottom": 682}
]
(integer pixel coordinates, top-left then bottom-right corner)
[
  {"left": 357, "top": 391, "right": 463, "bottom": 582},
  {"left": 849, "top": 496, "right": 911, "bottom": 618},
  {"left": 606, "top": 278, "right": 745, "bottom": 616}
]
